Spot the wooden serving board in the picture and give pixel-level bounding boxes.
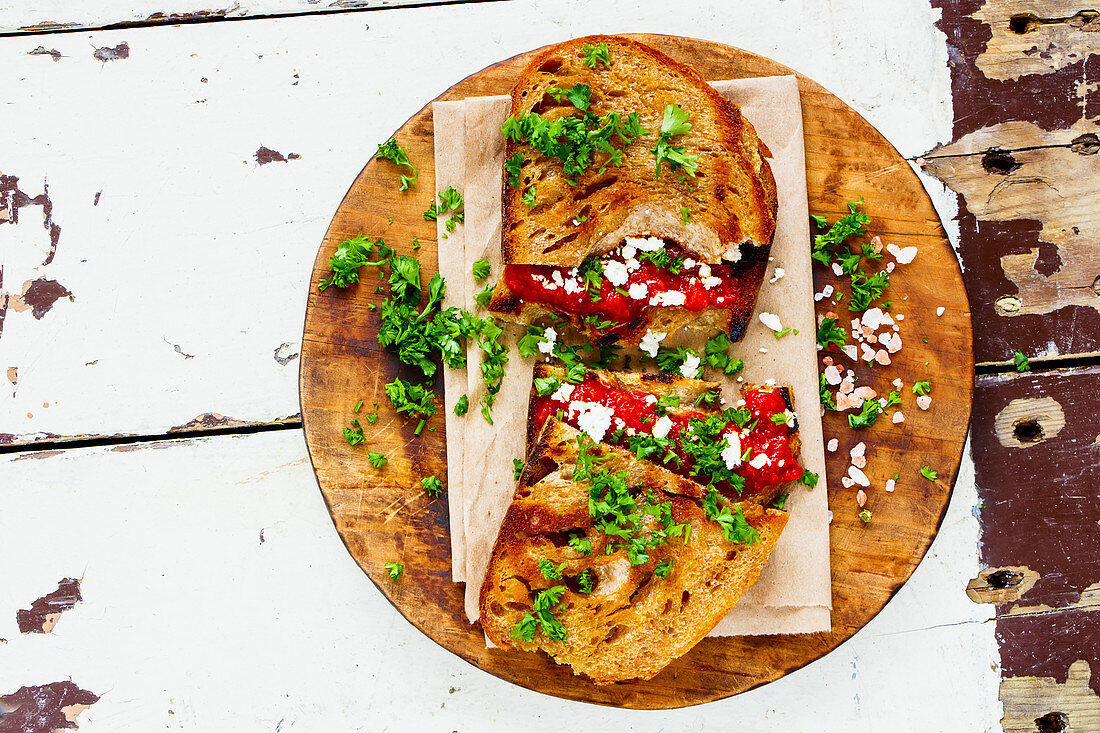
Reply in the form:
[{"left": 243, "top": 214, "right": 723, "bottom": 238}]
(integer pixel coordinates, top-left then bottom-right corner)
[{"left": 299, "top": 35, "right": 974, "bottom": 709}]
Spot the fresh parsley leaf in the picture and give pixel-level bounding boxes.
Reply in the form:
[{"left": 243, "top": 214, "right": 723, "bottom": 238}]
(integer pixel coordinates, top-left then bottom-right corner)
[
  {"left": 703, "top": 332, "right": 744, "bottom": 375},
  {"left": 384, "top": 377, "right": 437, "bottom": 420},
  {"left": 518, "top": 326, "right": 549, "bottom": 358},
  {"left": 454, "top": 394, "right": 469, "bottom": 416},
  {"left": 318, "top": 233, "right": 387, "bottom": 291},
  {"left": 504, "top": 152, "right": 525, "bottom": 187},
  {"left": 1013, "top": 350, "right": 1030, "bottom": 372},
  {"left": 772, "top": 493, "right": 789, "bottom": 510},
  {"left": 523, "top": 186, "right": 537, "bottom": 208},
  {"left": 578, "top": 255, "right": 604, "bottom": 295},
  {"left": 534, "top": 375, "right": 561, "bottom": 396},
  {"left": 539, "top": 558, "right": 565, "bottom": 580},
  {"left": 422, "top": 475, "right": 443, "bottom": 497},
  {"left": 343, "top": 420, "right": 365, "bottom": 446},
  {"left": 367, "top": 452, "right": 387, "bottom": 469},
  {"left": 774, "top": 327, "right": 798, "bottom": 339},
  {"left": 472, "top": 259, "right": 491, "bottom": 281},
  {"left": 810, "top": 213, "right": 828, "bottom": 229},
  {"left": 680, "top": 206, "right": 691, "bottom": 224},
  {"left": 702, "top": 488, "right": 760, "bottom": 544},
  {"left": 920, "top": 465, "right": 938, "bottom": 481},
  {"left": 847, "top": 398, "right": 883, "bottom": 429},
  {"left": 799, "top": 470, "right": 819, "bottom": 489},
  {"left": 425, "top": 187, "right": 465, "bottom": 232},
  {"left": 816, "top": 317, "right": 846, "bottom": 349},
  {"left": 912, "top": 380, "right": 931, "bottom": 396},
  {"left": 885, "top": 390, "right": 902, "bottom": 408},
  {"left": 581, "top": 41, "right": 611, "bottom": 68},
  {"left": 363, "top": 404, "right": 380, "bottom": 424},
  {"left": 375, "top": 138, "right": 418, "bottom": 191},
  {"left": 654, "top": 560, "right": 673, "bottom": 578},
  {"left": 819, "top": 373, "right": 837, "bottom": 411},
  {"left": 809, "top": 200, "right": 869, "bottom": 267},
  {"left": 354, "top": 400, "right": 364, "bottom": 413},
  {"left": 652, "top": 104, "right": 699, "bottom": 180},
  {"left": 473, "top": 282, "right": 495, "bottom": 307},
  {"left": 513, "top": 458, "right": 525, "bottom": 481},
  {"left": 655, "top": 346, "right": 701, "bottom": 377},
  {"left": 849, "top": 269, "right": 890, "bottom": 312},
  {"left": 575, "top": 569, "right": 594, "bottom": 593},
  {"left": 654, "top": 394, "right": 680, "bottom": 416},
  {"left": 384, "top": 562, "right": 403, "bottom": 581},
  {"left": 861, "top": 241, "right": 883, "bottom": 261},
  {"left": 511, "top": 585, "right": 568, "bottom": 643}
]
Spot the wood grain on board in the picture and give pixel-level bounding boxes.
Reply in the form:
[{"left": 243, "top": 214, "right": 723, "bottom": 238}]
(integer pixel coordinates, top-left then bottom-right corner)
[
  {"left": 928, "top": 0, "right": 1100, "bottom": 365},
  {"left": 299, "top": 35, "right": 973, "bottom": 707}
]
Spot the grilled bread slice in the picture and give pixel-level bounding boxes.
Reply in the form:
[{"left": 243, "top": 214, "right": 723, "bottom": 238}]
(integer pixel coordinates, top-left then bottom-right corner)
[
  {"left": 528, "top": 364, "right": 805, "bottom": 506},
  {"left": 479, "top": 418, "right": 788, "bottom": 683},
  {"left": 501, "top": 35, "right": 777, "bottom": 266}
]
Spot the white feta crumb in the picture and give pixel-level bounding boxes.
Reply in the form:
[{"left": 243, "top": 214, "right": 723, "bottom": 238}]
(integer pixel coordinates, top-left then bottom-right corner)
[
  {"left": 602, "top": 259, "right": 629, "bottom": 287},
  {"left": 768, "top": 267, "right": 786, "bottom": 284},
  {"left": 719, "top": 433, "right": 742, "bottom": 469},
  {"left": 764, "top": 378, "right": 777, "bottom": 386},
  {"left": 650, "top": 290, "right": 687, "bottom": 307},
  {"left": 759, "top": 312, "right": 784, "bottom": 332},
  {"left": 698, "top": 263, "right": 712, "bottom": 278},
  {"left": 644, "top": 394, "right": 657, "bottom": 404},
  {"left": 679, "top": 352, "right": 701, "bottom": 379},
  {"left": 549, "top": 382, "right": 574, "bottom": 403},
  {"left": 652, "top": 414, "right": 674, "bottom": 440},
  {"left": 627, "top": 282, "right": 649, "bottom": 300},
  {"left": 749, "top": 453, "right": 769, "bottom": 469},
  {"left": 759, "top": 347, "right": 768, "bottom": 354},
  {"left": 683, "top": 258, "right": 696, "bottom": 269},
  {"left": 538, "top": 327, "right": 557, "bottom": 355},
  {"left": 639, "top": 329, "right": 666, "bottom": 358},
  {"left": 627, "top": 236, "right": 664, "bottom": 252},
  {"left": 621, "top": 244, "right": 637, "bottom": 260},
  {"left": 702, "top": 276, "right": 722, "bottom": 290},
  {"left": 936, "top": 306, "right": 946, "bottom": 317},
  {"left": 570, "top": 401, "right": 615, "bottom": 443},
  {"left": 624, "top": 257, "right": 641, "bottom": 272},
  {"left": 723, "top": 242, "right": 742, "bottom": 262},
  {"left": 562, "top": 278, "right": 582, "bottom": 295}
]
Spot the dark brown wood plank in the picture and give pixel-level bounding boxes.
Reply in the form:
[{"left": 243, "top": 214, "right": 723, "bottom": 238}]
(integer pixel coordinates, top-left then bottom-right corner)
[{"left": 299, "top": 35, "right": 974, "bottom": 708}]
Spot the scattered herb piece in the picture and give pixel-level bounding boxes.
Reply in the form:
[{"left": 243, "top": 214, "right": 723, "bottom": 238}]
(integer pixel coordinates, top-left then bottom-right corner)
[
  {"left": 680, "top": 206, "right": 691, "bottom": 224},
  {"left": 504, "top": 152, "right": 524, "bottom": 187},
  {"left": 384, "top": 377, "right": 437, "bottom": 420},
  {"left": 920, "top": 465, "right": 938, "bottom": 481},
  {"left": 472, "top": 259, "right": 491, "bottom": 281},
  {"left": 343, "top": 420, "right": 365, "bottom": 446},
  {"left": 422, "top": 475, "right": 443, "bottom": 497},
  {"left": 858, "top": 509, "right": 873, "bottom": 523},
  {"left": 1013, "top": 350, "right": 1030, "bottom": 372},
  {"left": 317, "top": 233, "right": 388, "bottom": 291},
  {"left": 454, "top": 394, "right": 469, "bottom": 416},
  {"left": 654, "top": 560, "right": 673, "bottom": 578},
  {"left": 575, "top": 569, "right": 595, "bottom": 593},
  {"left": 367, "top": 451, "right": 387, "bottom": 469},
  {"left": 581, "top": 41, "right": 611, "bottom": 68},
  {"left": 702, "top": 487, "right": 760, "bottom": 544},
  {"left": 703, "top": 332, "right": 744, "bottom": 375},
  {"left": 511, "top": 585, "right": 567, "bottom": 643},
  {"left": 513, "top": 458, "right": 525, "bottom": 481},
  {"left": 523, "top": 186, "right": 537, "bottom": 208},
  {"left": 375, "top": 138, "right": 418, "bottom": 191},
  {"left": 384, "top": 562, "right": 403, "bottom": 581},
  {"left": 817, "top": 317, "right": 846, "bottom": 349},
  {"left": 912, "top": 380, "right": 931, "bottom": 396},
  {"left": 568, "top": 533, "right": 592, "bottom": 555},
  {"left": 473, "top": 283, "right": 495, "bottom": 307},
  {"left": 847, "top": 398, "right": 883, "bottom": 429},
  {"left": 539, "top": 558, "right": 565, "bottom": 580},
  {"left": 772, "top": 493, "right": 789, "bottom": 510},
  {"left": 651, "top": 104, "right": 699, "bottom": 180}
]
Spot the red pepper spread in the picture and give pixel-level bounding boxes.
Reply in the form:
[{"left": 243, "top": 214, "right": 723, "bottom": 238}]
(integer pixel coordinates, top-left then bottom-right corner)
[{"left": 532, "top": 373, "right": 804, "bottom": 497}]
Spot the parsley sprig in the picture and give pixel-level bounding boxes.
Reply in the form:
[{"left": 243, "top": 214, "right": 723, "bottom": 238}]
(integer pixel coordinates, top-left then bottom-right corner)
[
  {"left": 581, "top": 41, "right": 611, "bottom": 69},
  {"left": 375, "top": 138, "right": 418, "bottom": 191},
  {"left": 651, "top": 104, "right": 699, "bottom": 180},
  {"left": 424, "top": 186, "right": 465, "bottom": 233},
  {"left": 702, "top": 488, "right": 760, "bottom": 544},
  {"left": 511, "top": 585, "right": 567, "bottom": 643}
]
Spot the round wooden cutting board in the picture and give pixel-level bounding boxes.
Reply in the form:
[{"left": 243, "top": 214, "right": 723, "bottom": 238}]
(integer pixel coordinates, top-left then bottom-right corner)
[{"left": 300, "top": 35, "right": 974, "bottom": 709}]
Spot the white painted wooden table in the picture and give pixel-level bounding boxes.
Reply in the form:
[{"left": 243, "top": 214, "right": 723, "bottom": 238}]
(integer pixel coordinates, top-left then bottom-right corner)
[{"left": 0, "top": 1, "right": 1002, "bottom": 729}]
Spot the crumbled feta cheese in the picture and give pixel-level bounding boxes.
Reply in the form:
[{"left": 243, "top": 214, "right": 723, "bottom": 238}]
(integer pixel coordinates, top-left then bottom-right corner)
[
  {"left": 723, "top": 242, "right": 742, "bottom": 262},
  {"left": 697, "top": 263, "right": 712, "bottom": 278},
  {"left": 768, "top": 267, "right": 786, "bottom": 284},
  {"left": 827, "top": 438, "right": 839, "bottom": 452},
  {"left": 701, "top": 276, "right": 722, "bottom": 290},
  {"left": 603, "top": 259, "right": 629, "bottom": 287},
  {"left": 644, "top": 394, "right": 657, "bottom": 404},
  {"left": 549, "top": 382, "right": 574, "bottom": 403},
  {"left": 759, "top": 347, "right": 768, "bottom": 354},
  {"left": 650, "top": 290, "right": 687, "bottom": 307},
  {"left": 759, "top": 312, "right": 783, "bottom": 332},
  {"left": 679, "top": 352, "right": 701, "bottom": 379},
  {"left": 652, "top": 415, "right": 674, "bottom": 439},
  {"left": 683, "top": 258, "right": 695, "bottom": 269},
  {"left": 639, "top": 329, "right": 666, "bottom": 358},
  {"left": 562, "top": 278, "right": 582, "bottom": 295},
  {"left": 721, "top": 432, "right": 743, "bottom": 469},
  {"left": 569, "top": 401, "right": 615, "bottom": 443},
  {"left": 627, "top": 282, "right": 649, "bottom": 300},
  {"left": 626, "top": 236, "right": 664, "bottom": 252},
  {"left": 749, "top": 453, "right": 769, "bottom": 469},
  {"left": 765, "top": 378, "right": 777, "bottom": 386},
  {"left": 621, "top": 244, "right": 637, "bottom": 260},
  {"left": 936, "top": 306, "right": 946, "bottom": 317},
  {"left": 538, "top": 327, "right": 557, "bottom": 355},
  {"left": 552, "top": 270, "right": 564, "bottom": 285},
  {"left": 886, "top": 243, "right": 918, "bottom": 264}
]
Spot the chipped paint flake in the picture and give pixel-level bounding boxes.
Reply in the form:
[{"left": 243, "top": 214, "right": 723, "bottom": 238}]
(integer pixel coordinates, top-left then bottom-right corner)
[
  {"left": 0, "top": 681, "right": 99, "bottom": 732},
  {"left": 93, "top": 42, "right": 129, "bottom": 62},
  {"left": 16, "top": 577, "right": 82, "bottom": 634}
]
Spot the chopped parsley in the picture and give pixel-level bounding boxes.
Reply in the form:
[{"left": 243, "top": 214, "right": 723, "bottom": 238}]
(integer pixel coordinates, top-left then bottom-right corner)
[
  {"left": 575, "top": 569, "right": 595, "bottom": 593},
  {"left": 422, "top": 475, "right": 443, "bottom": 497},
  {"left": 511, "top": 585, "right": 567, "bottom": 643},
  {"left": 810, "top": 214, "right": 828, "bottom": 229},
  {"left": 848, "top": 270, "right": 890, "bottom": 312},
  {"left": 885, "top": 390, "right": 903, "bottom": 408},
  {"left": 375, "top": 138, "right": 418, "bottom": 191},
  {"left": 384, "top": 377, "right": 436, "bottom": 421},
  {"left": 363, "top": 404, "right": 379, "bottom": 424},
  {"left": 472, "top": 259, "right": 491, "bottom": 281},
  {"left": 424, "top": 186, "right": 465, "bottom": 233},
  {"left": 454, "top": 394, "right": 469, "bottom": 416},
  {"left": 680, "top": 206, "right": 692, "bottom": 224},
  {"left": 799, "top": 470, "right": 820, "bottom": 488},
  {"left": 819, "top": 374, "right": 837, "bottom": 411},
  {"left": 816, "top": 317, "right": 846, "bottom": 349},
  {"left": 504, "top": 152, "right": 524, "bottom": 187},
  {"left": 523, "top": 186, "right": 537, "bottom": 208},
  {"left": 513, "top": 458, "right": 525, "bottom": 481},
  {"left": 774, "top": 327, "right": 799, "bottom": 339},
  {"left": 384, "top": 562, "right": 403, "bottom": 581},
  {"left": 651, "top": 104, "right": 699, "bottom": 180},
  {"left": 654, "top": 394, "right": 680, "bottom": 416},
  {"left": 655, "top": 346, "right": 702, "bottom": 378},
  {"left": 343, "top": 420, "right": 366, "bottom": 446},
  {"left": 473, "top": 282, "right": 495, "bottom": 307},
  {"left": 704, "top": 332, "right": 744, "bottom": 375},
  {"left": 912, "top": 380, "right": 931, "bottom": 396},
  {"left": 772, "top": 493, "right": 789, "bottom": 510},
  {"left": 581, "top": 41, "right": 611, "bottom": 68},
  {"left": 920, "top": 465, "right": 938, "bottom": 481},
  {"left": 518, "top": 325, "right": 549, "bottom": 358},
  {"left": 317, "top": 233, "right": 389, "bottom": 291},
  {"left": 539, "top": 558, "right": 565, "bottom": 580},
  {"left": 578, "top": 255, "right": 604, "bottom": 295},
  {"left": 847, "top": 398, "right": 883, "bottom": 429},
  {"left": 367, "top": 452, "right": 387, "bottom": 469},
  {"left": 568, "top": 533, "right": 592, "bottom": 555},
  {"left": 810, "top": 199, "right": 869, "bottom": 268},
  {"left": 702, "top": 487, "right": 760, "bottom": 544},
  {"left": 534, "top": 375, "right": 560, "bottom": 396},
  {"left": 1013, "top": 350, "right": 1030, "bottom": 372},
  {"left": 654, "top": 560, "right": 673, "bottom": 578}
]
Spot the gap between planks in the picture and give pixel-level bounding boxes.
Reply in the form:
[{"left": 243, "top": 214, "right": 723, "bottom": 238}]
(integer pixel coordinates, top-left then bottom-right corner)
[
  {"left": 0, "top": 419, "right": 303, "bottom": 455},
  {"left": 0, "top": 0, "right": 511, "bottom": 39}
]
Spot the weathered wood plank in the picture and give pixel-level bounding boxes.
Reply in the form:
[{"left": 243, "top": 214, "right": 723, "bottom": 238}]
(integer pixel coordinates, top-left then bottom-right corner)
[
  {"left": 0, "top": 430, "right": 1001, "bottom": 728},
  {"left": 0, "top": 0, "right": 484, "bottom": 34},
  {"left": 926, "top": 0, "right": 1100, "bottom": 364},
  {"left": 0, "top": 0, "right": 957, "bottom": 444}
]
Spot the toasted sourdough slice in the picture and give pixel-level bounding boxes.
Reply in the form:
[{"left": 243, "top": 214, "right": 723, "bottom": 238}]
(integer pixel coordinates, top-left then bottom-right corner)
[
  {"left": 487, "top": 240, "right": 768, "bottom": 345},
  {"left": 501, "top": 35, "right": 777, "bottom": 266},
  {"left": 479, "top": 418, "right": 788, "bottom": 683},
  {"left": 528, "top": 363, "right": 804, "bottom": 506}
]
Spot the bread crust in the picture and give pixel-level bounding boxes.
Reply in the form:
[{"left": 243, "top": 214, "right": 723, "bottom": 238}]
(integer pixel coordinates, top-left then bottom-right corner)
[
  {"left": 479, "top": 418, "right": 788, "bottom": 683},
  {"left": 501, "top": 35, "right": 777, "bottom": 267}
]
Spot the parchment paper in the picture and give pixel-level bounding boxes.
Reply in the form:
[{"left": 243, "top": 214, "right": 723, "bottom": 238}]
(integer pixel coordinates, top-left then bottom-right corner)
[{"left": 437, "top": 76, "right": 831, "bottom": 635}]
